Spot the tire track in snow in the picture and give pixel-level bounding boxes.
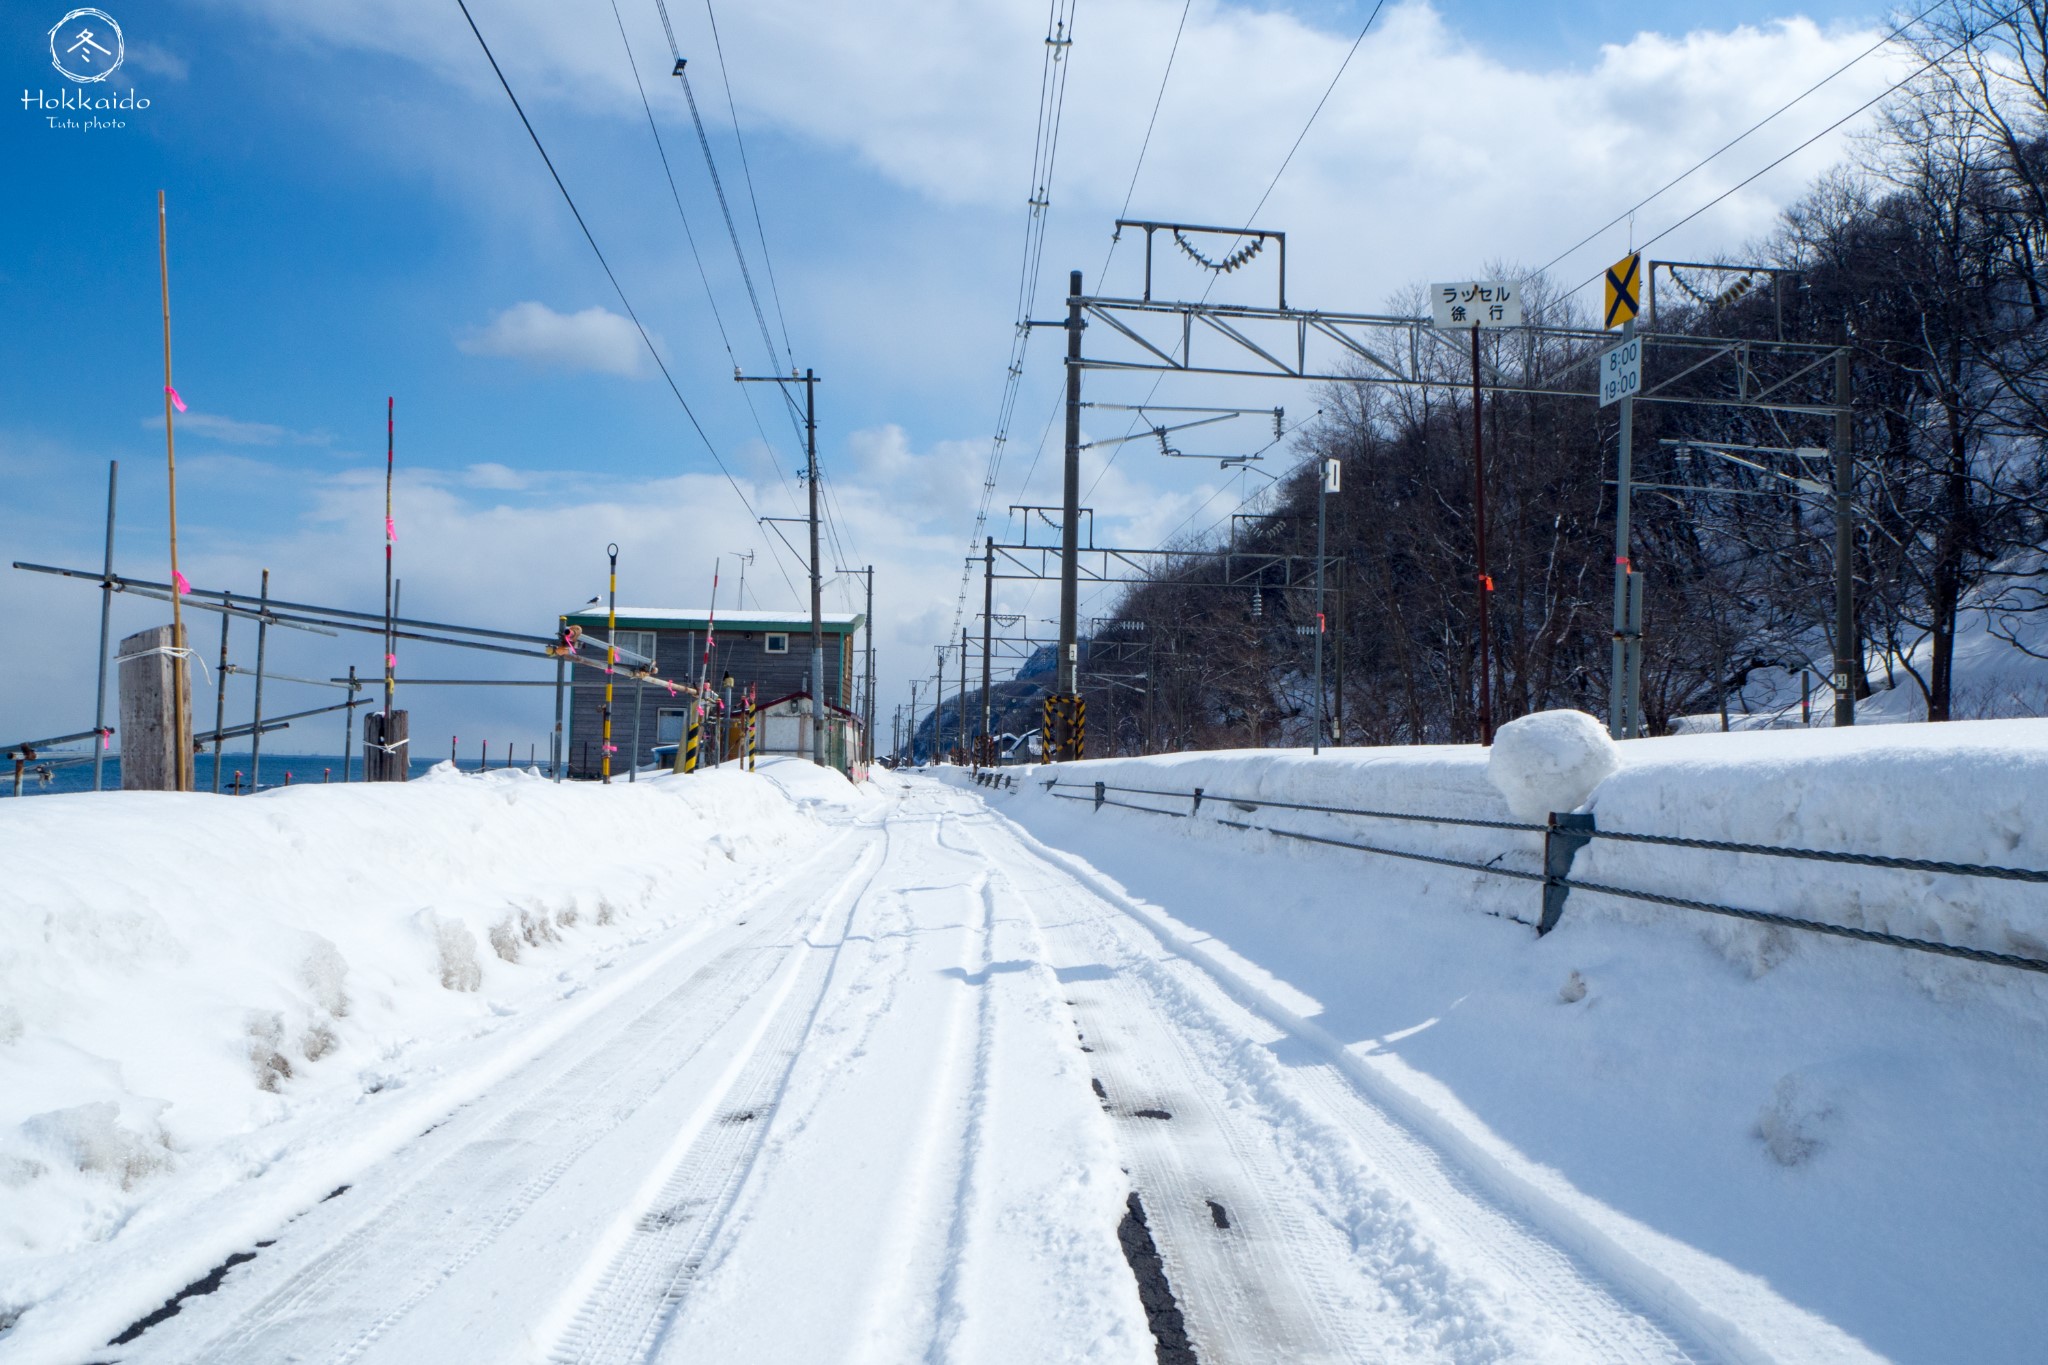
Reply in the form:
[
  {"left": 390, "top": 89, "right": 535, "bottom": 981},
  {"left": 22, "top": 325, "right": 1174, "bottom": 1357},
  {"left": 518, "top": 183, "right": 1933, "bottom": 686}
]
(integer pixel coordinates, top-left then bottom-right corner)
[
  {"left": 968, "top": 816, "right": 1384, "bottom": 1364},
  {"left": 542, "top": 819, "right": 899, "bottom": 1364},
  {"left": 124, "top": 822, "right": 884, "bottom": 1365},
  {"left": 953, "top": 782, "right": 1704, "bottom": 1363}
]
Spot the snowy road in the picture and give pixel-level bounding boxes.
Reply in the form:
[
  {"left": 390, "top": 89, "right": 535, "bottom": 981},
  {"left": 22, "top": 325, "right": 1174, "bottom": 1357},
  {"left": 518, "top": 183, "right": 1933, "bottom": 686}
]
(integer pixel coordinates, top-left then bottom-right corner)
[{"left": 94, "top": 776, "right": 1811, "bottom": 1363}]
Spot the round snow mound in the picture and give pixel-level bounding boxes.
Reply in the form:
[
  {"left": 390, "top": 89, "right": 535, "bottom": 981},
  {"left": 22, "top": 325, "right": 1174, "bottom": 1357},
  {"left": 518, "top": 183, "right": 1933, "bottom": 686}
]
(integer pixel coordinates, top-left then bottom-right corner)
[{"left": 1486, "top": 709, "right": 1618, "bottom": 823}]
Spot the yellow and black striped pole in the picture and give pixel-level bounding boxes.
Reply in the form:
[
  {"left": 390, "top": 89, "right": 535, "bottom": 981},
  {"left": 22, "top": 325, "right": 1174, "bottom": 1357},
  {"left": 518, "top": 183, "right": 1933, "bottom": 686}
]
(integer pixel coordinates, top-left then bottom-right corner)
[
  {"left": 683, "top": 705, "right": 701, "bottom": 774},
  {"left": 1073, "top": 697, "right": 1086, "bottom": 760},
  {"left": 746, "top": 701, "right": 758, "bottom": 770},
  {"left": 601, "top": 543, "right": 618, "bottom": 783}
]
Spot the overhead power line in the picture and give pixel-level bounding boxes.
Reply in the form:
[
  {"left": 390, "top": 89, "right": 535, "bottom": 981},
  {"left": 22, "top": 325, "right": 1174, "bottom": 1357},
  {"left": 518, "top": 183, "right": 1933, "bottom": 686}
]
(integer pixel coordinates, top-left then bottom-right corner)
[
  {"left": 607, "top": 0, "right": 802, "bottom": 602},
  {"left": 702, "top": 0, "right": 799, "bottom": 373},
  {"left": 947, "top": 0, "right": 1081, "bottom": 642},
  {"left": 452, "top": 0, "right": 768, "bottom": 530},
  {"left": 649, "top": 0, "right": 860, "bottom": 593},
  {"left": 1077, "top": 1, "right": 1388, "bottom": 506},
  {"left": 1524, "top": 1, "right": 1943, "bottom": 288},
  {"left": 1548, "top": 1, "right": 2025, "bottom": 310}
]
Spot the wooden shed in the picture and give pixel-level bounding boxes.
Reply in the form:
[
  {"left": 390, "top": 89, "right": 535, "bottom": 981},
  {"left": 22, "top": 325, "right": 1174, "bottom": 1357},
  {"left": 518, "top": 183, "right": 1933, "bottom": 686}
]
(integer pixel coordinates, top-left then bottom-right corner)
[{"left": 561, "top": 607, "right": 864, "bottom": 779}]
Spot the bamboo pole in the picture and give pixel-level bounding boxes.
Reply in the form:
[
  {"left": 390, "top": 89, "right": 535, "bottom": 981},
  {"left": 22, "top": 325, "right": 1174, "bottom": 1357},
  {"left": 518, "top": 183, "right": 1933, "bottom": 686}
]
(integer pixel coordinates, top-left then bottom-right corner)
[{"left": 157, "top": 191, "right": 190, "bottom": 791}]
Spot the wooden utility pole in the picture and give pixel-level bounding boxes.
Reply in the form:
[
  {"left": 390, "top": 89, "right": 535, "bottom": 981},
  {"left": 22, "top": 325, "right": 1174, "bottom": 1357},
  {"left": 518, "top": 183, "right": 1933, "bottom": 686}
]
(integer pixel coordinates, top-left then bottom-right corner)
[{"left": 157, "top": 192, "right": 191, "bottom": 791}]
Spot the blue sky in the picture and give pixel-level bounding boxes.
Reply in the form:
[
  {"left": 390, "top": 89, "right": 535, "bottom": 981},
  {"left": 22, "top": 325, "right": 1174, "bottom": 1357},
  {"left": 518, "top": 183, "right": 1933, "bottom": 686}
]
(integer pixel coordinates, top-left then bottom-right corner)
[{"left": 2, "top": 0, "right": 1901, "bottom": 755}]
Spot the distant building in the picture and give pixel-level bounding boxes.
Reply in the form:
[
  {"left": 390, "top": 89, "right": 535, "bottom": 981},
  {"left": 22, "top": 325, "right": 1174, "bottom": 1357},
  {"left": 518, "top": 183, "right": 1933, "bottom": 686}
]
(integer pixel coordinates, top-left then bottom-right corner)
[{"left": 560, "top": 607, "right": 864, "bottom": 779}]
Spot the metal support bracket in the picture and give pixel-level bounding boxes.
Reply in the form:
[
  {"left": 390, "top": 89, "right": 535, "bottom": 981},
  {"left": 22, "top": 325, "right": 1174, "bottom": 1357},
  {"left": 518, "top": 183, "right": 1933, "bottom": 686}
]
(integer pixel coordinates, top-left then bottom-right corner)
[{"left": 1540, "top": 811, "right": 1597, "bottom": 935}]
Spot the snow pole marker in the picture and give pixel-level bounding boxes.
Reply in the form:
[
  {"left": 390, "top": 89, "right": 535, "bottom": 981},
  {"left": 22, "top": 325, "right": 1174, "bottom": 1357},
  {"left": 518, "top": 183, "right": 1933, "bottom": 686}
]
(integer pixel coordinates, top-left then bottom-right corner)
[{"left": 602, "top": 543, "right": 618, "bottom": 784}]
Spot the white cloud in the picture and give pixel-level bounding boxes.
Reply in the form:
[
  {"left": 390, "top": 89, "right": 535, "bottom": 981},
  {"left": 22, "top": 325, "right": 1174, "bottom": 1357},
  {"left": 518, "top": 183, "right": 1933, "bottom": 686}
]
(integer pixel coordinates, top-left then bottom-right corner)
[
  {"left": 220, "top": 0, "right": 1906, "bottom": 289},
  {"left": 458, "top": 301, "right": 649, "bottom": 378},
  {"left": 140, "top": 410, "right": 331, "bottom": 445},
  {"left": 462, "top": 462, "right": 537, "bottom": 491},
  {"left": 126, "top": 42, "right": 190, "bottom": 81}
]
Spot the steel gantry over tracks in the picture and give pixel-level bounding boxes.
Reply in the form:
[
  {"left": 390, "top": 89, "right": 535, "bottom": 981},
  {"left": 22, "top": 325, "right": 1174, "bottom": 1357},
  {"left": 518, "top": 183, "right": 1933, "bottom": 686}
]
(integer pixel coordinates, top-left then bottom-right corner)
[{"left": 1034, "top": 219, "right": 1854, "bottom": 752}]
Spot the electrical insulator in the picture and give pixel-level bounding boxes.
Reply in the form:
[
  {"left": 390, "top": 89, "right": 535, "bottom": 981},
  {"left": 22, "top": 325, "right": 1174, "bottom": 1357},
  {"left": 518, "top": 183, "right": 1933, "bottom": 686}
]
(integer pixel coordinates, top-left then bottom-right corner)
[{"left": 1250, "top": 591, "right": 1263, "bottom": 618}]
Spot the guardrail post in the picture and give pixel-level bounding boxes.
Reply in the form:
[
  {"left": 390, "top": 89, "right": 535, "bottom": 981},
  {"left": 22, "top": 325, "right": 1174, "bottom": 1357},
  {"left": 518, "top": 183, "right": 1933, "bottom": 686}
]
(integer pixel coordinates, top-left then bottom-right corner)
[
  {"left": 1540, "top": 811, "right": 1596, "bottom": 935},
  {"left": 1191, "top": 786, "right": 1204, "bottom": 815},
  {"left": 1094, "top": 780, "right": 1106, "bottom": 811}
]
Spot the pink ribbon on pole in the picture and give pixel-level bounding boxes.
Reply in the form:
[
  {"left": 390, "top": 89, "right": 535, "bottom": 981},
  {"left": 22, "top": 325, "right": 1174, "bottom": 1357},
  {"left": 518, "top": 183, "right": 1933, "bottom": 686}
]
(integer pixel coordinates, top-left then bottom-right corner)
[
  {"left": 385, "top": 653, "right": 396, "bottom": 669},
  {"left": 101, "top": 730, "right": 111, "bottom": 751},
  {"left": 173, "top": 570, "right": 191, "bottom": 594},
  {"left": 165, "top": 385, "right": 187, "bottom": 413},
  {"left": 385, "top": 516, "right": 397, "bottom": 542}
]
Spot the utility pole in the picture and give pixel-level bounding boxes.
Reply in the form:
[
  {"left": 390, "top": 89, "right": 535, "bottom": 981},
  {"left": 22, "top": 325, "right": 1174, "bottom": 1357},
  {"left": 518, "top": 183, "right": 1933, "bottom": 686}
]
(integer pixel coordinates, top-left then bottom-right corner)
[
  {"left": 934, "top": 644, "right": 947, "bottom": 764},
  {"left": 909, "top": 681, "right": 922, "bottom": 764},
  {"left": 739, "top": 369, "right": 825, "bottom": 766},
  {"left": 982, "top": 538, "right": 994, "bottom": 763},
  {"left": 1833, "top": 340, "right": 1857, "bottom": 727},
  {"left": 960, "top": 626, "right": 969, "bottom": 762},
  {"left": 1608, "top": 315, "right": 1638, "bottom": 740},
  {"left": 1055, "top": 268, "right": 1085, "bottom": 760}
]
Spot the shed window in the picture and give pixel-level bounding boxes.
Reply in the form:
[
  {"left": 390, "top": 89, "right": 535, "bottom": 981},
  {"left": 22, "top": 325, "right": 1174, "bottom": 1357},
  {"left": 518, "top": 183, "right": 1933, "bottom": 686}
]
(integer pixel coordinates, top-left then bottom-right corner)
[
  {"left": 611, "top": 630, "right": 656, "bottom": 665},
  {"left": 765, "top": 632, "right": 789, "bottom": 654}
]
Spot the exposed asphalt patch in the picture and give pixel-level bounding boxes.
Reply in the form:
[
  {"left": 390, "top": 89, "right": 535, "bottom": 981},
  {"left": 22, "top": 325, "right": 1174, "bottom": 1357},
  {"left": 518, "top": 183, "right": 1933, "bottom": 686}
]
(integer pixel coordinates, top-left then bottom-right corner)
[
  {"left": 320, "top": 1184, "right": 351, "bottom": 1202},
  {"left": 1206, "top": 1199, "right": 1231, "bottom": 1230},
  {"left": 108, "top": 1249, "right": 259, "bottom": 1345},
  {"left": 1118, "top": 1192, "right": 1197, "bottom": 1364},
  {"left": 1092, "top": 1077, "right": 1109, "bottom": 1101},
  {"left": 1132, "top": 1108, "right": 1173, "bottom": 1121}
]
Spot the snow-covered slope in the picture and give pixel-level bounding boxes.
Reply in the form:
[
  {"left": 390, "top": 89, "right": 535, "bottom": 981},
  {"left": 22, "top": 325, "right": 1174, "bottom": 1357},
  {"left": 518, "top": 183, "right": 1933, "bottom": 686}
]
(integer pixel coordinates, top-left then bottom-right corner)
[
  {"left": 952, "top": 720, "right": 2048, "bottom": 1362},
  {"left": 0, "top": 760, "right": 866, "bottom": 1325}
]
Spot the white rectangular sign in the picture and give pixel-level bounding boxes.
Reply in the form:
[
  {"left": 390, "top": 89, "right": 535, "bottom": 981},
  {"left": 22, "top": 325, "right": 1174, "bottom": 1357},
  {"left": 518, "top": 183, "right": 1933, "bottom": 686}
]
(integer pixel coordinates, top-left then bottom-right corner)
[
  {"left": 1599, "top": 336, "right": 1642, "bottom": 407},
  {"left": 1431, "top": 280, "right": 1521, "bottom": 329}
]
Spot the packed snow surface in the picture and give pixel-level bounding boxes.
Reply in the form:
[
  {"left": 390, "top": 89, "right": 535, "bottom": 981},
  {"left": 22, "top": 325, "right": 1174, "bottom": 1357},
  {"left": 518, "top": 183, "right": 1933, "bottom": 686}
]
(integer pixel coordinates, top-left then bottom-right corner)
[
  {"left": 954, "top": 718, "right": 2048, "bottom": 1362},
  {"left": 3, "top": 726, "right": 2043, "bottom": 1362}
]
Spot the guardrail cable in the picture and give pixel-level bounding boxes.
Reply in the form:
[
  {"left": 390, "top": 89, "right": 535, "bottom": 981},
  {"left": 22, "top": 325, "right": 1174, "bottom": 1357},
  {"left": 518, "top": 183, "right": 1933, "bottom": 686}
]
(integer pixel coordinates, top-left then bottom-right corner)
[{"left": 1027, "top": 773, "right": 2048, "bottom": 976}]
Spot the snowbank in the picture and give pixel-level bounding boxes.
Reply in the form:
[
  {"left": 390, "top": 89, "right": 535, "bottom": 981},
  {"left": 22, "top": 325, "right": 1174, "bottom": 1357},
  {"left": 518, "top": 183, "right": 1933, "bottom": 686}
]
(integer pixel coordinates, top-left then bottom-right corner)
[
  {"left": 971, "top": 717, "right": 2048, "bottom": 964},
  {"left": 0, "top": 760, "right": 865, "bottom": 1296},
  {"left": 946, "top": 720, "right": 2048, "bottom": 1361}
]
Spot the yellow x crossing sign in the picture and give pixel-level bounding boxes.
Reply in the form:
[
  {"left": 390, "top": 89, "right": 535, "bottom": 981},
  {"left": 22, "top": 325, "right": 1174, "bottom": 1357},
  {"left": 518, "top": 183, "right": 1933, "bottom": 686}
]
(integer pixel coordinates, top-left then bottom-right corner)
[{"left": 1605, "top": 252, "right": 1642, "bottom": 329}]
